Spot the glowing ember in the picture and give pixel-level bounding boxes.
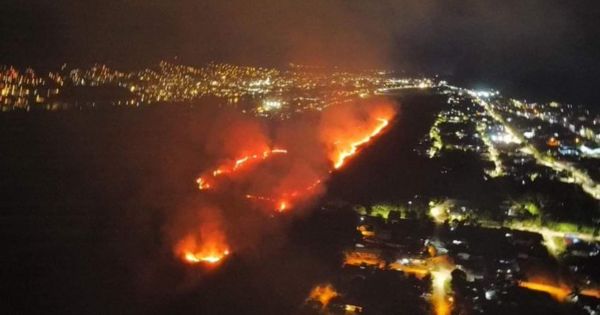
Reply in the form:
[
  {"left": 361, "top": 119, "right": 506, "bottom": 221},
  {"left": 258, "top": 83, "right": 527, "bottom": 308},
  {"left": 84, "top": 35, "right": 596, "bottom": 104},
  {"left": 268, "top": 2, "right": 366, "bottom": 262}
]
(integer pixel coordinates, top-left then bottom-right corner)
[
  {"left": 212, "top": 168, "right": 229, "bottom": 176},
  {"left": 277, "top": 200, "right": 289, "bottom": 212},
  {"left": 233, "top": 156, "right": 250, "bottom": 169},
  {"left": 245, "top": 194, "right": 275, "bottom": 202},
  {"left": 245, "top": 194, "right": 291, "bottom": 212},
  {"left": 307, "top": 284, "right": 339, "bottom": 308},
  {"left": 271, "top": 149, "right": 288, "bottom": 154},
  {"left": 245, "top": 178, "right": 324, "bottom": 212},
  {"left": 196, "top": 177, "right": 211, "bottom": 190},
  {"left": 333, "top": 118, "right": 391, "bottom": 169},
  {"left": 306, "top": 179, "right": 322, "bottom": 191}
]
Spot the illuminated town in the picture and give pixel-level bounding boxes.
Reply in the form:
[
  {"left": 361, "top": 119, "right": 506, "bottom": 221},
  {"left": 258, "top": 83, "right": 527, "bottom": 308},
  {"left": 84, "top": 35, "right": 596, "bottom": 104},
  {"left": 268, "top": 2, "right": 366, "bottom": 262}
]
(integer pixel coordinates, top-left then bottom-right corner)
[
  {"left": 5, "top": 1, "right": 600, "bottom": 314},
  {"left": 0, "top": 62, "right": 433, "bottom": 115},
  {"left": 2, "top": 62, "right": 599, "bottom": 315}
]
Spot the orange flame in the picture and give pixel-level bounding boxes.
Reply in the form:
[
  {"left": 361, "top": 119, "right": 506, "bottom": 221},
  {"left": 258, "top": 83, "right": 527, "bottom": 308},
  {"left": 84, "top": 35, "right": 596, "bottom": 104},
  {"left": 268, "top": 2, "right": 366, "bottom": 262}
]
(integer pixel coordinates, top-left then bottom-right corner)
[
  {"left": 332, "top": 117, "right": 391, "bottom": 169},
  {"left": 245, "top": 194, "right": 275, "bottom": 202},
  {"left": 244, "top": 177, "right": 325, "bottom": 212},
  {"left": 196, "top": 148, "right": 288, "bottom": 190},
  {"left": 175, "top": 227, "right": 230, "bottom": 265},
  {"left": 183, "top": 249, "right": 230, "bottom": 264},
  {"left": 197, "top": 102, "right": 396, "bottom": 216},
  {"left": 277, "top": 200, "right": 289, "bottom": 212},
  {"left": 245, "top": 194, "right": 292, "bottom": 213},
  {"left": 307, "top": 284, "right": 339, "bottom": 308}
]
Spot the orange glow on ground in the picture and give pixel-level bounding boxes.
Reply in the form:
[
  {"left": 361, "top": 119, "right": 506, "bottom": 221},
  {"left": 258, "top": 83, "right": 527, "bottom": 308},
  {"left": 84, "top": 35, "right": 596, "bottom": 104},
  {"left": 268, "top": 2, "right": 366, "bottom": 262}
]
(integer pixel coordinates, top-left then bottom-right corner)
[
  {"left": 388, "top": 264, "right": 429, "bottom": 279},
  {"left": 434, "top": 300, "right": 451, "bottom": 315},
  {"left": 389, "top": 255, "right": 455, "bottom": 314},
  {"left": 519, "top": 281, "right": 600, "bottom": 301},
  {"left": 245, "top": 194, "right": 275, "bottom": 202},
  {"left": 519, "top": 281, "right": 571, "bottom": 301},
  {"left": 431, "top": 269, "right": 452, "bottom": 315},
  {"left": 245, "top": 194, "right": 292, "bottom": 213},
  {"left": 307, "top": 284, "right": 339, "bottom": 308},
  {"left": 343, "top": 250, "right": 385, "bottom": 268},
  {"left": 175, "top": 232, "right": 230, "bottom": 266},
  {"left": 581, "top": 288, "right": 600, "bottom": 299},
  {"left": 244, "top": 178, "right": 325, "bottom": 212},
  {"left": 332, "top": 117, "right": 391, "bottom": 169}
]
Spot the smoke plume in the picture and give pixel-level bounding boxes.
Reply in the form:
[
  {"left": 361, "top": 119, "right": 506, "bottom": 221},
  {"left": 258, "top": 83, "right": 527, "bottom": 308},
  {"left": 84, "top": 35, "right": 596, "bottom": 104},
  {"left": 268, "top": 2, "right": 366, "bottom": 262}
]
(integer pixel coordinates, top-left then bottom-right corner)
[{"left": 170, "top": 98, "right": 398, "bottom": 265}]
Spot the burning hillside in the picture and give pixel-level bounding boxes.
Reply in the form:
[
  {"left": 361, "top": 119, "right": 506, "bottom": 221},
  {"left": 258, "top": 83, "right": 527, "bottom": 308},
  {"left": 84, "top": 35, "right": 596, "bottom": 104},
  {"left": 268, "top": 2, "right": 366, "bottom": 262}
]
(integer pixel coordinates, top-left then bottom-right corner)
[
  {"left": 173, "top": 207, "right": 230, "bottom": 266},
  {"left": 196, "top": 148, "right": 288, "bottom": 191},
  {"left": 320, "top": 101, "right": 396, "bottom": 169},
  {"left": 173, "top": 99, "right": 397, "bottom": 265}
]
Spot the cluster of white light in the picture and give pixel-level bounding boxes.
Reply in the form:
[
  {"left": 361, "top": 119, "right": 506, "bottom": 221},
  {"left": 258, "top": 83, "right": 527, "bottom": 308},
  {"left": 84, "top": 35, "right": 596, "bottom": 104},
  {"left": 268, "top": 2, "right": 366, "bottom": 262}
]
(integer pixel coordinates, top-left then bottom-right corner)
[
  {"left": 580, "top": 145, "right": 600, "bottom": 157},
  {"left": 249, "top": 77, "right": 271, "bottom": 86},
  {"left": 490, "top": 132, "right": 521, "bottom": 144},
  {"left": 467, "top": 90, "right": 500, "bottom": 99},
  {"left": 261, "top": 99, "right": 282, "bottom": 111}
]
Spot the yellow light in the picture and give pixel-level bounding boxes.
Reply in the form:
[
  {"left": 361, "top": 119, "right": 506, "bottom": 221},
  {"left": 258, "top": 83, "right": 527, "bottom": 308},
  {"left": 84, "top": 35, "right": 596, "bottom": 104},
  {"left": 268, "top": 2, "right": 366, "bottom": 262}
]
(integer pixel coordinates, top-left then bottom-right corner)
[{"left": 431, "top": 269, "right": 452, "bottom": 315}]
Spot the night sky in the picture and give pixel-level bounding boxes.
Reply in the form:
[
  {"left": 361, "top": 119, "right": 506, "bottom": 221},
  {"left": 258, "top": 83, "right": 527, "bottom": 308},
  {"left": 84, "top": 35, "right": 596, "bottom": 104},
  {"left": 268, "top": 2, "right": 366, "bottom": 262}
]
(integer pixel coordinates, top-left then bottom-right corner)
[{"left": 2, "top": 0, "right": 600, "bottom": 104}]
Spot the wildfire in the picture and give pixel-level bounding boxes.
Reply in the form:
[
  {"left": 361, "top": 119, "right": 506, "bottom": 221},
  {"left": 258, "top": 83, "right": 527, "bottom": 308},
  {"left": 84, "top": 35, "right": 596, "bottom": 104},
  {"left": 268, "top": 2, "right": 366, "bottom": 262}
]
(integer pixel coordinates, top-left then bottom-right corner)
[
  {"left": 183, "top": 250, "right": 230, "bottom": 264},
  {"left": 245, "top": 194, "right": 274, "bottom": 202},
  {"left": 196, "top": 177, "right": 211, "bottom": 190},
  {"left": 307, "top": 284, "right": 339, "bottom": 308},
  {"left": 196, "top": 148, "right": 288, "bottom": 190},
  {"left": 245, "top": 178, "right": 324, "bottom": 212},
  {"left": 194, "top": 102, "right": 396, "bottom": 215},
  {"left": 245, "top": 194, "right": 292, "bottom": 212},
  {"left": 175, "top": 230, "right": 230, "bottom": 265},
  {"left": 332, "top": 117, "right": 391, "bottom": 169},
  {"left": 277, "top": 200, "right": 289, "bottom": 212}
]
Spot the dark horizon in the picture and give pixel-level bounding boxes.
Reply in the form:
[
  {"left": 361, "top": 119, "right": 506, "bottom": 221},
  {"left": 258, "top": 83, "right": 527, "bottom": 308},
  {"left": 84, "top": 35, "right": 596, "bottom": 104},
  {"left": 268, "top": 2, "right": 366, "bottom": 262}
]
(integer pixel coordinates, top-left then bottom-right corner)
[{"left": 2, "top": 1, "right": 600, "bottom": 105}]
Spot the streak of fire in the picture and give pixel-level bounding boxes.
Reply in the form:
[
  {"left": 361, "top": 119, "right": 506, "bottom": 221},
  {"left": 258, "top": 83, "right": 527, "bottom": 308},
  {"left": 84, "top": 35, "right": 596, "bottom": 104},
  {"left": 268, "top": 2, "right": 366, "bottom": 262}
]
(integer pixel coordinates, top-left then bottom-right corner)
[{"left": 178, "top": 101, "right": 397, "bottom": 266}]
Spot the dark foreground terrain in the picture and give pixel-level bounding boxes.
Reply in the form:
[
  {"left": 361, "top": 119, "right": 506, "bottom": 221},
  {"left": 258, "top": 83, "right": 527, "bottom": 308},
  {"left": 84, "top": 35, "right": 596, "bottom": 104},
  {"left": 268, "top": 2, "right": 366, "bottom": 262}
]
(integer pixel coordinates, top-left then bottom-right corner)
[{"left": 0, "top": 93, "right": 469, "bottom": 314}]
